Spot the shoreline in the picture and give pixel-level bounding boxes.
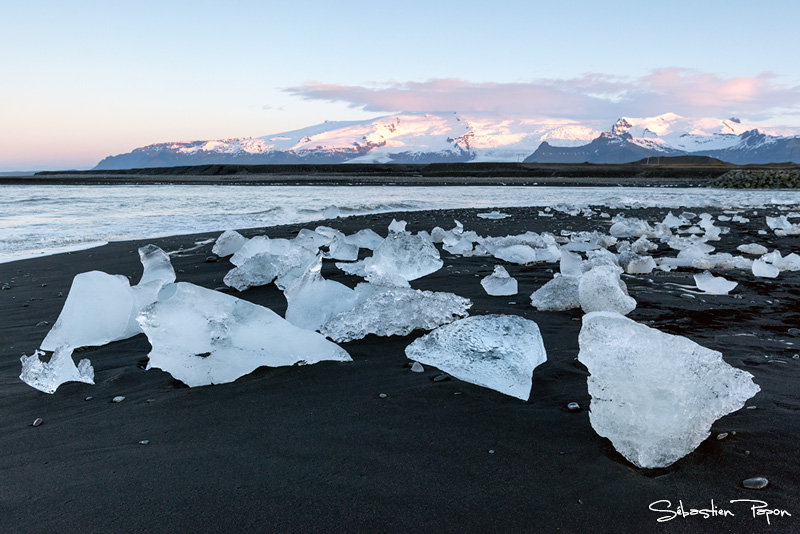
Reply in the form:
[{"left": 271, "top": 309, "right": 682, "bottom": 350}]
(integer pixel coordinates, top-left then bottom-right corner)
[{"left": 2, "top": 206, "right": 798, "bottom": 533}]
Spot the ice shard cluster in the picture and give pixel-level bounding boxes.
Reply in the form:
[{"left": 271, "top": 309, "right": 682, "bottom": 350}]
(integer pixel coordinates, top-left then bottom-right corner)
[
  {"left": 20, "top": 346, "right": 95, "bottom": 394},
  {"left": 405, "top": 315, "right": 547, "bottom": 401},
  {"left": 578, "top": 311, "right": 760, "bottom": 468},
  {"left": 138, "top": 282, "right": 351, "bottom": 387}
]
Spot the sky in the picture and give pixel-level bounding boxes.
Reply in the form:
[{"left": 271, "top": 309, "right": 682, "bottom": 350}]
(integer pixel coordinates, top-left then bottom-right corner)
[{"left": 1, "top": 0, "right": 799, "bottom": 171}]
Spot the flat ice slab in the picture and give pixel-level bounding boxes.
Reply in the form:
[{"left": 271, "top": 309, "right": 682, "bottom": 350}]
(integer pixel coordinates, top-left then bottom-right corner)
[
  {"left": 578, "top": 311, "right": 760, "bottom": 468},
  {"left": 138, "top": 282, "right": 351, "bottom": 387},
  {"left": 405, "top": 314, "right": 546, "bottom": 401}
]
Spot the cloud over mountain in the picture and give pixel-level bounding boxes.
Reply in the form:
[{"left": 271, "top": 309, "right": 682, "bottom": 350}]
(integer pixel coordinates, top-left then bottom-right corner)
[{"left": 287, "top": 69, "right": 800, "bottom": 123}]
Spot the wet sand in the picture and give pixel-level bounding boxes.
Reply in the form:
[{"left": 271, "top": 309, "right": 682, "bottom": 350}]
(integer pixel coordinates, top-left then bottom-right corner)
[{"left": 1, "top": 206, "right": 798, "bottom": 533}]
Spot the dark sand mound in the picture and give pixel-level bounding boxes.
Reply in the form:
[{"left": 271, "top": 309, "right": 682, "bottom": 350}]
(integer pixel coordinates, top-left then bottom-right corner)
[{"left": 1, "top": 207, "right": 798, "bottom": 533}]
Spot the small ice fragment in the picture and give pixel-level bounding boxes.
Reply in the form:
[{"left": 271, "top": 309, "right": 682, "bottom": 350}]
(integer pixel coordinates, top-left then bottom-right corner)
[
  {"left": 410, "top": 362, "right": 425, "bottom": 373},
  {"left": 737, "top": 243, "right": 768, "bottom": 255},
  {"left": 480, "top": 265, "right": 518, "bottom": 296},
  {"left": 578, "top": 311, "right": 760, "bottom": 468},
  {"left": 625, "top": 256, "right": 656, "bottom": 275},
  {"left": 344, "top": 229, "right": 384, "bottom": 251},
  {"left": 752, "top": 259, "right": 779, "bottom": 279},
  {"left": 578, "top": 265, "right": 636, "bottom": 315},
  {"left": 694, "top": 271, "right": 737, "bottom": 295},
  {"left": 212, "top": 230, "right": 248, "bottom": 257},
  {"left": 388, "top": 219, "right": 407, "bottom": 233},
  {"left": 112, "top": 396, "right": 126, "bottom": 403},
  {"left": 20, "top": 346, "right": 94, "bottom": 394},
  {"left": 477, "top": 210, "right": 510, "bottom": 220},
  {"left": 138, "top": 282, "right": 351, "bottom": 387},
  {"left": 405, "top": 315, "right": 547, "bottom": 401}
]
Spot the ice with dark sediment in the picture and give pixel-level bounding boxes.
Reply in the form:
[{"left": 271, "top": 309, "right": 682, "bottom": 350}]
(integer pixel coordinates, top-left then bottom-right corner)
[
  {"left": 578, "top": 265, "right": 636, "bottom": 315},
  {"left": 284, "top": 255, "right": 358, "bottom": 332},
  {"left": 212, "top": 230, "right": 248, "bottom": 257},
  {"left": 480, "top": 265, "right": 518, "bottom": 296},
  {"left": 20, "top": 346, "right": 95, "bottom": 394},
  {"left": 405, "top": 314, "right": 547, "bottom": 401},
  {"left": 319, "top": 281, "right": 471, "bottom": 342},
  {"left": 41, "top": 245, "right": 175, "bottom": 351},
  {"left": 578, "top": 310, "right": 760, "bottom": 468},
  {"left": 137, "top": 282, "right": 351, "bottom": 387},
  {"left": 694, "top": 271, "right": 738, "bottom": 295}
]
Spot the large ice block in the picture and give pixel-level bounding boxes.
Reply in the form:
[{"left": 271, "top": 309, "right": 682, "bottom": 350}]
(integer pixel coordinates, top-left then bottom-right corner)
[
  {"left": 138, "top": 282, "right": 351, "bottom": 387},
  {"left": 578, "top": 311, "right": 760, "bottom": 468},
  {"left": 405, "top": 314, "right": 546, "bottom": 401}
]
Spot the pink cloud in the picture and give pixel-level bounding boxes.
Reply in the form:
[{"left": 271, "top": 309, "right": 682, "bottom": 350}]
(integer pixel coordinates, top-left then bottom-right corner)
[{"left": 286, "top": 69, "right": 800, "bottom": 121}]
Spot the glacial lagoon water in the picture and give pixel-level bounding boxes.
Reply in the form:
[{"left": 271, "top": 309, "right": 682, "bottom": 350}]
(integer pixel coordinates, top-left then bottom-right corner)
[{"left": 2, "top": 183, "right": 799, "bottom": 263}]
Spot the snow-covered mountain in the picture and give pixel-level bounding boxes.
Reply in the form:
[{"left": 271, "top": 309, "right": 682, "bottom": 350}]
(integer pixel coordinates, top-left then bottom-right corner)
[{"left": 95, "top": 112, "right": 800, "bottom": 169}]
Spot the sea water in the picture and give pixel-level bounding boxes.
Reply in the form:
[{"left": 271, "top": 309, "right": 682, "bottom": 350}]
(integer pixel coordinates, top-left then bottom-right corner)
[{"left": 1, "top": 184, "right": 798, "bottom": 263}]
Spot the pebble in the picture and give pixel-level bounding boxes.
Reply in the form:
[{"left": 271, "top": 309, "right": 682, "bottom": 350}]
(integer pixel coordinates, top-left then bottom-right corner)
[
  {"left": 789, "top": 328, "right": 800, "bottom": 336},
  {"left": 204, "top": 256, "right": 218, "bottom": 263},
  {"left": 35, "top": 321, "right": 49, "bottom": 327},
  {"left": 85, "top": 396, "right": 94, "bottom": 401},
  {"left": 410, "top": 362, "right": 424, "bottom": 373},
  {"left": 488, "top": 449, "right": 495, "bottom": 454},
  {"left": 567, "top": 402, "right": 581, "bottom": 412},
  {"left": 138, "top": 440, "right": 150, "bottom": 445},
  {"left": 716, "top": 432, "right": 729, "bottom": 440},
  {"left": 432, "top": 373, "right": 451, "bottom": 382},
  {"left": 378, "top": 393, "right": 387, "bottom": 399},
  {"left": 111, "top": 396, "right": 126, "bottom": 403},
  {"left": 31, "top": 418, "right": 43, "bottom": 427},
  {"left": 793, "top": 354, "right": 799, "bottom": 360},
  {"left": 742, "top": 477, "right": 769, "bottom": 490},
  {"left": 1, "top": 283, "right": 10, "bottom": 290},
  {"left": 746, "top": 405, "right": 757, "bottom": 410}
]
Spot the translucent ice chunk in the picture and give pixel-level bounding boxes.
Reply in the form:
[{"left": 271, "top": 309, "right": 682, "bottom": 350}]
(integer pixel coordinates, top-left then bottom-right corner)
[
  {"left": 530, "top": 274, "right": 580, "bottom": 311},
  {"left": 578, "top": 265, "right": 636, "bottom": 315},
  {"left": 325, "top": 235, "right": 359, "bottom": 261},
  {"left": 737, "top": 243, "right": 768, "bottom": 255},
  {"left": 559, "top": 249, "right": 583, "bottom": 277},
  {"left": 284, "top": 256, "right": 358, "bottom": 332},
  {"left": 625, "top": 256, "right": 656, "bottom": 275},
  {"left": 20, "top": 346, "right": 95, "bottom": 394},
  {"left": 480, "top": 265, "right": 518, "bottom": 296},
  {"left": 320, "top": 282, "right": 471, "bottom": 342},
  {"left": 212, "top": 230, "right": 248, "bottom": 257},
  {"left": 293, "top": 228, "right": 329, "bottom": 251},
  {"left": 138, "top": 282, "right": 351, "bottom": 387},
  {"left": 388, "top": 219, "right": 407, "bottom": 233},
  {"left": 752, "top": 259, "right": 779, "bottom": 278},
  {"left": 405, "top": 314, "right": 546, "bottom": 401},
  {"left": 224, "top": 245, "right": 317, "bottom": 291},
  {"left": 477, "top": 210, "right": 510, "bottom": 219},
  {"left": 138, "top": 244, "right": 176, "bottom": 287},
  {"left": 360, "top": 232, "right": 443, "bottom": 281},
  {"left": 344, "top": 229, "right": 384, "bottom": 251},
  {"left": 492, "top": 244, "right": 560, "bottom": 264},
  {"left": 578, "top": 311, "right": 760, "bottom": 468},
  {"left": 694, "top": 271, "right": 737, "bottom": 295}
]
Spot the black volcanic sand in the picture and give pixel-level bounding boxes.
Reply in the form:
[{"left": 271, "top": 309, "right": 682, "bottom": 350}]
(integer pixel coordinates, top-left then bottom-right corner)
[{"left": 1, "top": 206, "right": 799, "bottom": 533}]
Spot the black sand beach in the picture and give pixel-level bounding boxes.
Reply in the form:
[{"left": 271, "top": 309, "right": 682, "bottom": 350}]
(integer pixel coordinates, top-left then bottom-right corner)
[{"left": 1, "top": 206, "right": 798, "bottom": 533}]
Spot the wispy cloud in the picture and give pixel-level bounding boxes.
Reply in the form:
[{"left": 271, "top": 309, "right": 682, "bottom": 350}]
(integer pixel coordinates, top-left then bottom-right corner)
[{"left": 286, "top": 69, "right": 800, "bottom": 121}]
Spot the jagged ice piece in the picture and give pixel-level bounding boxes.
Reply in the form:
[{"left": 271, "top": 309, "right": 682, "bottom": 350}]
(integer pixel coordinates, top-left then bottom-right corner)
[{"left": 20, "top": 346, "right": 94, "bottom": 394}]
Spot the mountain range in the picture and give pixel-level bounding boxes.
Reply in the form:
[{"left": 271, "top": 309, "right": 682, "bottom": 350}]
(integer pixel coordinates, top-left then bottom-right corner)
[{"left": 94, "top": 112, "right": 800, "bottom": 169}]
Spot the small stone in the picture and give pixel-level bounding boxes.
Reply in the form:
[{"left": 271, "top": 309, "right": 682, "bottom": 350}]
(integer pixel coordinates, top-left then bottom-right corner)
[
  {"left": 41, "top": 284, "right": 47, "bottom": 287},
  {"left": 410, "top": 362, "right": 424, "bottom": 373},
  {"left": 789, "top": 328, "right": 800, "bottom": 336},
  {"left": 432, "top": 373, "right": 451, "bottom": 382},
  {"left": 138, "top": 440, "right": 150, "bottom": 445},
  {"left": 84, "top": 396, "right": 94, "bottom": 401},
  {"left": 35, "top": 321, "right": 49, "bottom": 327},
  {"left": 578, "top": 499, "right": 584, "bottom": 505},
  {"left": 746, "top": 405, "right": 757, "bottom": 410},
  {"left": 567, "top": 402, "right": 581, "bottom": 412},
  {"left": 742, "top": 477, "right": 768, "bottom": 490},
  {"left": 378, "top": 393, "right": 387, "bottom": 399},
  {"left": 111, "top": 396, "right": 126, "bottom": 403},
  {"left": 1, "top": 283, "right": 10, "bottom": 290},
  {"left": 146, "top": 399, "right": 155, "bottom": 403},
  {"left": 731, "top": 431, "right": 736, "bottom": 436},
  {"left": 745, "top": 450, "right": 750, "bottom": 455},
  {"left": 204, "top": 256, "right": 218, "bottom": 263},
  {"left": 488, "top": 449, "right": 495, "bottom": 454},
  {"left": 793, "top": 354, "right": 799, "bottom": 360},
  {"left": 31, "top": 418, "right": 43, "bottom": 427},
  {"left": 716, "top": 432, "right": 729, "bottom": 440}
]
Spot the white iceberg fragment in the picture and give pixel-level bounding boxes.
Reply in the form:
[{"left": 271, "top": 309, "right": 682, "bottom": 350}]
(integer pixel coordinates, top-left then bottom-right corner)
[
  {"left": 320, "top": 282, "right": 471, "bottom": 342},
  {"left": 480, "top": 265, "right": 518, "bottom": 296},
  {"left": 752, "top": 259, "right": 779, "bottom": 279},
  {"left": 477, "top": 210, "right": 510, "bottom": 219},
  {"left": 355, "top": 232, "right": 443, "bottom": 281},
  {"left": 405, "top": 314, "right": 546, "bottom": 401},
  {"left": 224, "top": 244, "right": 317, "bottom": 291},
  {"left": 284, "top": 256, "right": 358, "bottom": 332},
  {"left": 694, "top": 271, "right": 737, "bottom": 295},
  {"left": 578, "top": 265, "right": 636, "bottom": 315},
  {"left": 530, "top": 274, "right": 580, "bottom": 311},
  {"left": 212, "top": 230, "right": 248, "bottom": 257},
  {"left": 578, "top": 311, "right": 760, "bottom": 468},
  {"left": 388, "top": 219, "right": 407, "bottom": 233},
  {"left": 20, "top": 346, "right": 95, "bottom": 394},
  {"left": 344, "top": 229, "right": 384, "bottom": 251},
  {"left": 137, "top": 282, "right": 351, "bottom": 387},
  {"left": 737, "top": 243, "right": 768, "bottom": 255},
  {"left": 625, "top": 256, "right": 656, "bottom": 275}
]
